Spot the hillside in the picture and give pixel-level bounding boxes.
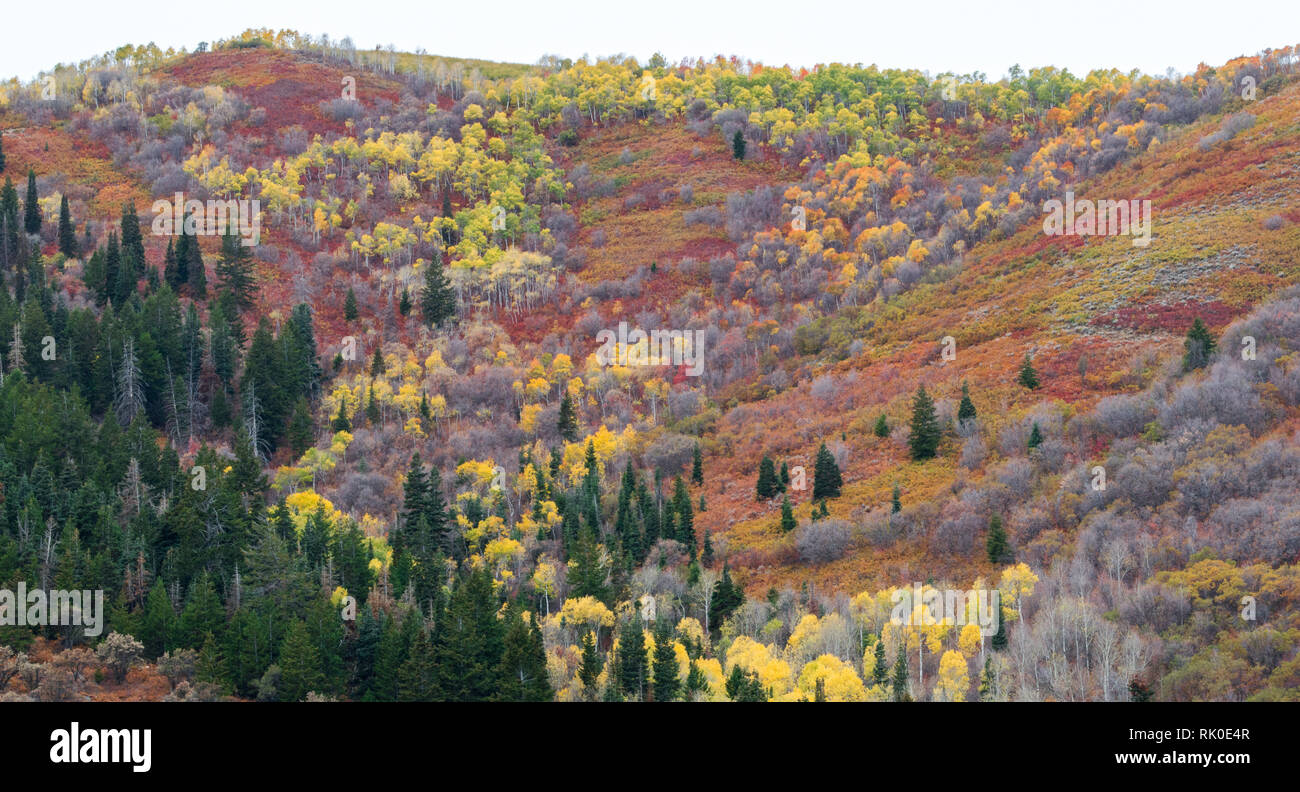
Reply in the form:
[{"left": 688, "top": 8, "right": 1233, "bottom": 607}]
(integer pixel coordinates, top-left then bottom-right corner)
[{"left": 1, "top": 28, "right": 1299, "bottom": 703}]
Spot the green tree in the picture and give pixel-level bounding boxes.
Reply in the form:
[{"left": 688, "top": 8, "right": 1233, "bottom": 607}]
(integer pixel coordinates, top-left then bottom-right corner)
[
  {"left": 277, "top": 620, "right": 324, "bottom": 701},
  {"left": 1027, "top": 422, "right": 1043, "bottom": 451},
  {"left": 755, "top": 455, "right": 779, "bottom": 500},
  {"left": 216, "top": 222, "right": 256, "bottom": 309},
  {"left": 344, "top": 287, "right": 358, "bottom": 321},
  {"left": 617, "top": 616, "right": 647, "bottom": 699},
  {"left": 420, "top": 249, "right": 456, "bottom": 327},
  {"left": 812, "top": 443, "right": 842, "bottom": 500},
  {"left": 1017, "top": 354, "right": 1040, "bottom": 390},
  {"left": 1183, "top": 317, "right": 1217, "bottom": 371},
  {"left": 957, "top": 381, "right": 977, "bottom": 424},
  {"left": 780, "top": 494, "right": 796, "bottom": 533},
  {"left": 57, "top": 194, "right": 78, "bottom": 257},
  {"left": 557, "top": 389, "right": 579, "bottom": 442},
  {"left": 23, "top": 169, "right": 40, "bottom": 234},
  {"left": 873, "top": 413, "right": 890, "bottom": 438},
  {"left": 398, "top": 287, "right": 412, "bottom": 316},
  {"left": 892, "top": 643, "right": 911, "bottom": 702},
  {"left": 732, "top": 129, "right": 747, "bottom": 160},
  {"left": 652, "top": 622, "right": 680, "bottom": 701},
  {"left": 986, "top": 513, "right": 1008, "bottom": 564},
  {"left": 908, "top": 385, "right": 941, "bottom": 461},
  {"left": 691, "top": 442, "right": 704, "bottom": 485}
]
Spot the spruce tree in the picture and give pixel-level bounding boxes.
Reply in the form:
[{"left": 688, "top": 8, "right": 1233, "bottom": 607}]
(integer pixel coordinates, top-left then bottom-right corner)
[
  {"left": 957, "top": 381, "right": 977, "bottom": 424},
  {"left": 1027, "top": 422, "right": 1043, "bottom": 451},
  {"left": 616, "top": 617, "right": 646, "bottom": 699},
  {"left": 23, "top": 169, "right": 39, "bottom": 234},
  {"left": 986, "top": 513, "right": 1008, "bottom": 564},
  {"left": 872, "top": 637, "right": 888, "bottom": 687},
  {"left": 332, "top": 400, "right": 351, "bottom": 432},
  {"left": 420, "top": 248, "right": 456, "bottom": 327},
  {"left": 755, "top": 455, "right": 779, "bottom": 500},
  {"left": 396, "top": 627, "right": 438, "bottom": 701},
  {"left": 57, "top": 194, "right": 78, "bottom": 257},
  {"left": 1183, "top": 317, "right": 1216, "bottom": 371},
  {"left": 691, "top": 442, "right": 704, "bottom": 485},
  {"left": 278, "top": 620, "right": 325, "bottom": 701},
  {"left": 892, "top": 643, "right": 911, "bottom": 702},
  {"left": 991, "top": 613, "right": 1007, "bottom": 651},
  {"left": 344, "top": 287, "right": 359, "bottom": 321},
  {"left": 365, "top": 384, "right": 380, "bottom": 425},
  {"left": 398, "top": 286, "right": 412, "bottom": 316},
  {"left": 812, "top": 443, "right": 842, "bottom": 500},
  {"left": 651, "top": 623, "right": 680, "bottom": 701},
  {"left": 731, "top": 129, "right": 746, "bottom": 160},
  {"left": 1017, "top": 354, "right": 1040, "bottom": 390},
  {"left": 287, "top": 397, "right": 313, "bottom": 457},
  {"left": 978, "top": 656, "right": 996, "bottom": 701},
  {"left": 873, "top": 413, "right": 889, "bottom": 438},
  {"left": 557, "top": 390, "right": 579, "bottom": 442},
  {"left": 216, "top": 222, "right": 256, "bottom": 309},
  {"left": 780, "top": 495, "right": 796, "bottom": 533},
  {"left": 891, "top": 482, "right": 902, "bottom": 513},
  {"left": 578, "top": 631, "right": 603, "bottom": 700},
  {"left": 778, "top": 461, "right": 790, "bottom": 491},
  {"left": 908, "top": 385, "right": 941, "bottom": 460}
]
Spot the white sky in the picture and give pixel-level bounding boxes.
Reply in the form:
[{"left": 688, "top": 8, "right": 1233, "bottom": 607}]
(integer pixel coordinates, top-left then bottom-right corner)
[{"left": 5, "top": 0, "right": 1298, "bottom": 83}]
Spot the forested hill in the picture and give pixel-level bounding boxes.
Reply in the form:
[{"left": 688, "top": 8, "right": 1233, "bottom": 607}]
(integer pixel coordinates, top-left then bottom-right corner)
[{"left": 0, "top": 29, "right": 1298, "bottom": 702}]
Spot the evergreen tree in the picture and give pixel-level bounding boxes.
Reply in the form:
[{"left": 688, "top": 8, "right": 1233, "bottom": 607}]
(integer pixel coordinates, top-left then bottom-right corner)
[
  {"left": 731, "top": 129, "right": 746, "bottom": 160},
  {"left": 891, "top": 482, "right": 902, "bottom": 514},
  {"left": 978, "top": 656, "right": 996, "bottom": 701},
  {"left": 398, "top": 286, "right": 411, "bottom": 316},
  {"left": 568, "top": 524, "right": 611, "bottom": 605},
  {"left": 755, "top": 455, "right": 779, "bottom": 500},
  {"left": 778, "top": 461, "right": 790, "bottom": 491},
  {"left": 557, "top": 389, "right": 579, "bottom": 442},
  {"left": 343, "top": 287, "right": 358, "bottom": 321},
  {"left": 332, "top": 399, "right": 351, "bottom": 432},
  {"left": 1017, "top": 354, "right": 1040, "bottom": 390},
  {"left": 278, "top": 620, "right": 324, "bottom": 701},
  {"left": 779, "top": 494, "right": 796, "bottom": 533},
  {"left": 0, "top": 130, "right": 5, "bottom": 172},
  {"left": 365, "top": 384, "right": 380, "bottom": 425},
  {"left": 986, "top": 513, "right": 1008, "bottom": 564},
  {"left": 1183, "top": 317, "right": 1217, "bottom": 371},
  {"left": 651, "top": 622, "right": 680, "bottom": 701},
  {"left": 892, "top": 643, "right": 911, "bottom": 702},
  {"left": 811, "top": 442, "right": 842, "bottom": 500},
  {"left": 396, "top": 626, "right": 438, "bottom": 701},
  {"left": 497, "top": 607, "right": 552, "bottom": 701},
  {"left": 691, "top": 442, "right": 704, "bottom": 485},
  {"left": 369, "top": 346, "right": 384, "bottom": 377},
  {"left": 1027, "top": 422, "right": 1043, "bottom": 451},
  {"left": 578, "top": 631, "right": 603, "bottom": 700},
  {"left": 196, "top": 631, "right": 230, "bottom": 693},
  {"left": 287, "top": 397, "right": 313, "bottom": 457},
  {"left": 872, "top": 637, "right": 888, "bottom": 687},
  {"left": 57, "top": 194, "right": 78, "bottom": 257},
  {"left": 908, "top": 385, "right": 941, "bottom": 461},
  {"left": 616, "top": 617, "right": 646, "bottom": 699},
  {"left": 420, "top": 248, "right": 456, "bottom": 327},
  {"left": 216, "top": 222, "right": 256, "bottom": 309},
  {"left": 23, "top": 169, "right": 40, "bottom": 234},
  {"left": 991, "top": 612, "right": 1007, "bottom": 651},
  {"left": 873, "top": 413, "right": 890, "bottom": 438},
  {"left": 957, "top": 381, "right": 977, "bottom": 424}
]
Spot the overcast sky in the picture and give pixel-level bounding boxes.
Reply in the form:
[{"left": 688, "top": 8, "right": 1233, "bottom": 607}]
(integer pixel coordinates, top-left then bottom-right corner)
[{"left": 5, "top": 0, "right": 1298, "bottom": 83}]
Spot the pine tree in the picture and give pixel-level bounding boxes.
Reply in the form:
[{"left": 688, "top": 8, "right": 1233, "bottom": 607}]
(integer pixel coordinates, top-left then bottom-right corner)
[
  {"left": 497, "top": 608, "right": 552, "bottom": 702},
  {"left": 991, "top": 613, "right": 1007, "bottom": 651},
  {"left": 1017, "top": 354, "right": 1040, "bottom": 390},
  {"left": 780, "top": 495, "right": 796, "bottom": 533},
  {"left": 365, "top": 384, "right": 380, "bottom": 425},
  {"left": 287, "top": 397, "right": 313, "bottom": 457},
  {"left": 1027, "top": 422, "right": 1043, "bottom": 451},
  {"left": 196, "top": 631, "right": 230, "bottom": 692},
  {"left": 216, "top": 222, "right": 256, "bottom": 309},
  {"left": 557, "top": 389, "right": 579, "bottom": 442},
  {"left": 812, "top": 443, "right": 842, "bottom": 500},
  {"left": 651, "top": 622, "right": 680, "bottom": 701},
  {"left": 578, "top": 631, "right": 603, "bottom": 700},
  {"left": 398, "top": 286, "right": 411, "bottom": 316},
  {"left": 986, "top": 513, "right": 1008, "bottom": 564},
  {"left": 873, "top": 413, "right": 890, "bottom": 438},
  {"left": 908, "top": 385, "right": 941, "bottom": 461},
  {"left": 57, "top": 194, "right": 78, "bottom": 257},
  {"left": 872, "top": 637, "right": 888, "bottom": 687},
  {"left": 957, "top": 381, "right": 977, "bottom": 424},
  {"left": 23, "top": 169, "right": 40, "bottom": 234},
  {"left": 778, "top": 461, "right": 790, "bottom": 491},
  {"left": 332, "top": 399, "right": 351, "bottom": 432},
  {"left": 420, "top": 249, "right": 456, "bottom": 327},
  {"left": 691, "top": 442, "right": 704, "bottom": 485},
  {"left": 731, "top": 129, "right": 746, "bottom": 160},
  {"left": 617, "top": 616, "right": 647, "bottom": 699},
  {"left": 891, "top": 482, "right": 902, "bottom": 513},
  {"left": 396, "top": 626, "right": 438, "bottom": 701},
  {"left": 672, "top": 476, "right": 695, "bottom": 555},
  {"left": 978, "top": 656, "right": 996, "bottom": 701},
  {"left": 755, "top": 455, "right": 779, "bottom": 500},
  {"left": 1183, "top": 317, "right": 1217, "bottom": 371},
  {"left": 892, "top": 643, "right": 911, "bottom": 702},
  {"left": 344, "top": 287, "right": 359, "bottom": 321},
  {"left": 278, "top": 620, "right": 324, "bottom": 701}
]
